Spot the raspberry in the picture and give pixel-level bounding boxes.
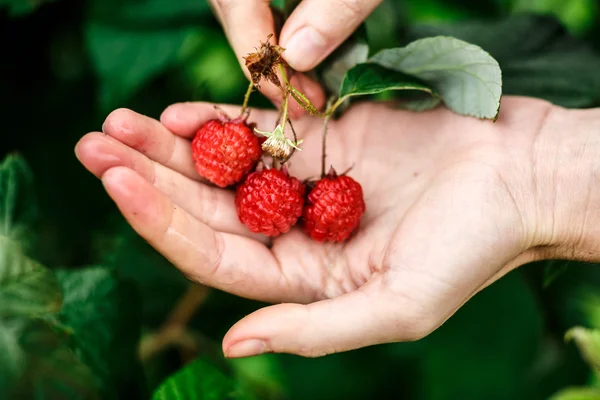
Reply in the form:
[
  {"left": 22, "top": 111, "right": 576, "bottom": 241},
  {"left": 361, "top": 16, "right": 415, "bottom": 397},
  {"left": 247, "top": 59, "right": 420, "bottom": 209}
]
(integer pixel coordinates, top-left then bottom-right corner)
[
  {"left": 191, "top": 118, "right": 261, "bottom": 188},
  {"left": 303, "top": 170, "right": 366, "bottom": 242},
  {"left": 235, "top": 168, "right": 305, "bottom": 237}
]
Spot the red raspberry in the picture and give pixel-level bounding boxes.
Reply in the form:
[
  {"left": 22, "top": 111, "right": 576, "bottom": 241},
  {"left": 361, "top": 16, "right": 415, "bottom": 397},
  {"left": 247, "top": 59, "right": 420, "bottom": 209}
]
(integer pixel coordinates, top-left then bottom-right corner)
[
  {"left": 303, "top": 170, "right": 366, "bottom": 242},
  {"left": 191, "top": 118, "right": 261, "bottom": 188},
  {"left": 235, "top": 168, "right": 305, "bottom": 237}
]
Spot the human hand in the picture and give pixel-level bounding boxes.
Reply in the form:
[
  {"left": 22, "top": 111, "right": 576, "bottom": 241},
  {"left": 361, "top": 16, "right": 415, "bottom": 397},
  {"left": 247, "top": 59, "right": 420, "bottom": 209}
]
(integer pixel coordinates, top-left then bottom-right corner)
[
  {"left": 75, "top": 96, "right": 600, "bottom": 358},
  {"left": 207, "top": 0, "right": 382, "bottom": 117}
]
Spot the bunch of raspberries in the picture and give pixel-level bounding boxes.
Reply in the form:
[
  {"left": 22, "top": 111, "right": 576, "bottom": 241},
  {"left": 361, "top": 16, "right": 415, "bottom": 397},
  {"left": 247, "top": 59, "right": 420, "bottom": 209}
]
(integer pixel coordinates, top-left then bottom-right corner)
[{"left": 191, "top": 114, "right": 366, "bottom": 242}]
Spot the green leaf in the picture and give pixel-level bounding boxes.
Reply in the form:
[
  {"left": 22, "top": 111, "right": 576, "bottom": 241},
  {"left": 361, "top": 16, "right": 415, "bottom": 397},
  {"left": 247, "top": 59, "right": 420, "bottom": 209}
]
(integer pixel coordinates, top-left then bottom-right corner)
[
  {"left": 369, "top": 36, "right": 502, "bottom": 119},
  {"left": 340, "top": 63, "right": 437, "bottom": 101},
  {"left": 88, "top": 0, "right": 213, "bottom": 25},
  {"left": 322, "top": 40, "right": 370, "bottom": 95},
  {"left": 419, "top": 271, "right": 543, "bottom": 400},
  {"left": 0, "top": 0, "right": 54, "bottom": 17},
  {"left": 0, "top": 238, "right": 62, "bottom": 317},
  {"left": 404, "top": 14, "right": 600, "bottom": 108},
  {"left": 85, "top": 22, "right": 202, "bottom": 109},
  {"left": 55, "top": 267, "right": 146, "bottom": 398},
  {"left": 99, "top": 223, "right": 188, "bottom": 326},
  {"left": 511, "top": 0, "right": 598, "bottom": 36},
  {"left": 0, "top": 317, "right": 27, "bottom": 394},
  {"left": 152, "top": 357, "right": 248, "bottom": 400},
  {"left": 549, "top": 387, "right": 600, "bottom": 400},
  {"left": 229, "top": 354, "right": 288, "bottom": 400},
  {"left": 10, "top": 318, "right": 100, "bottom": 399},
  {"left": 0, "top": 153, "right": 39, "bottom": 249},
  {"left": 565, "top": 326, "right": 600, "bottom": 372}
]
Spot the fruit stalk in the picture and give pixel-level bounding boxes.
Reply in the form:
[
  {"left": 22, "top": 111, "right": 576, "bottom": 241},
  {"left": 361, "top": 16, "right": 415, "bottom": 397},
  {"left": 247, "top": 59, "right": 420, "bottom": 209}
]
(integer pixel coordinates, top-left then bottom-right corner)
[{"left": 240, "top": 81, "right": 254, "bottom": 116}]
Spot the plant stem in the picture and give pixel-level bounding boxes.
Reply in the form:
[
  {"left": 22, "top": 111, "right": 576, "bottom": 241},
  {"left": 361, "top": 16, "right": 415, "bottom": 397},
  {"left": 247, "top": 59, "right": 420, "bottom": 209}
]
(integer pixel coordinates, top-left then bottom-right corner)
[
  {"left": 138, "top": 284, "right": 210, "bottom": 361},
  {"left": 240, "top": 81, "right": 254, "bottom": 116},
  {"left": 278, "top": 64, "right": 291, "bottom": 130},
  {"left": 321, "top": 114, "right": 331, "bottom": 178},
  {"left": 281, "top": 118, "right": 298, "bottom": 165},
  {"left": 321, "top": 97, "right": 336, "bottom": 178}
]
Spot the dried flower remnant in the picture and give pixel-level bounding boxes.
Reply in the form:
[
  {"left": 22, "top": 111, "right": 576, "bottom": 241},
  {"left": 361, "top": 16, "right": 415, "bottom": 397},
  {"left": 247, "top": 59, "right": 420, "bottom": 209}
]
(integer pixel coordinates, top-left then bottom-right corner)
[
  {"left": 244, "top": 34, "right": 287, "bottom": 89},
  {"left": 254, "top": 124, "right": 303, "bottom": 159}
]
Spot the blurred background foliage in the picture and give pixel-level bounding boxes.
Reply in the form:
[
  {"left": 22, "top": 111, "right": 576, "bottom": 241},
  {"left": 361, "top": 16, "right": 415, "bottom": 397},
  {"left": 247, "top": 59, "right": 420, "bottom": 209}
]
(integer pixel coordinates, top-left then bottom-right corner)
[{"left": 1, "top": 0, "right": 600, "bottom": 399}]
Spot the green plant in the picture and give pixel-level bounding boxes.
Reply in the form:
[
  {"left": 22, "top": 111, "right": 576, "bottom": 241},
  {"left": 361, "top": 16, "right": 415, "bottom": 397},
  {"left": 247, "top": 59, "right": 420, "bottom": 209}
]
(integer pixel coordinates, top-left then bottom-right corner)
[{"left": 2, "top": 0, "right": 600, "bottom": 398}]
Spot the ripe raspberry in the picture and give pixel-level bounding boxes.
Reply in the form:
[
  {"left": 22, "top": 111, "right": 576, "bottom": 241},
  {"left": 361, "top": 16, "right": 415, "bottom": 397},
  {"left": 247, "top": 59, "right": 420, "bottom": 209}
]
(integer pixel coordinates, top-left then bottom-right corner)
[
  {"left": 191, "top": 118, "right": 261, "bottom": 188},
  {"left": 303, "top": 170, "right": 366, "bottom": 242},
  {"left": 235, "top": 168, "right": 305, "bottom": 237}
]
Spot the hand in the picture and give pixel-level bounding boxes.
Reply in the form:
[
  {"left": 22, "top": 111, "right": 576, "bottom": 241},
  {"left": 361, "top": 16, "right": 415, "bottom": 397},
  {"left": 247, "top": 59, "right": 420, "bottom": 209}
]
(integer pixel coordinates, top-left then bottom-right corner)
[
  {"left": 207, "top": 0, "right": 382, "bottom": 117},
  {"left": 75, "top": 96, "right": 600, "bottom": 358}
]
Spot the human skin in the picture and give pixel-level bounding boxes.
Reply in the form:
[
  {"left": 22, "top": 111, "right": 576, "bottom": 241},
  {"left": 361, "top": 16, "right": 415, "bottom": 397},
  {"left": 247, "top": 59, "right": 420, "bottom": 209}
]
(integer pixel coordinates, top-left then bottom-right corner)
[
  {"left": 75, "top": 96, "right": 600, "bottom": 358},
  {"left": 206, "top": 0, "right": 384, "bottom": 117}
]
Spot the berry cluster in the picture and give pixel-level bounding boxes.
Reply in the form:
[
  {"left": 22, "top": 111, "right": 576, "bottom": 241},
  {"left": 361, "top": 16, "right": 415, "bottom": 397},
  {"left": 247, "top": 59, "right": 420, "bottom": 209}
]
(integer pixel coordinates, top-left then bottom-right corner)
[{"left": 190, "top": 36, "right": 366, "bottom": 242}]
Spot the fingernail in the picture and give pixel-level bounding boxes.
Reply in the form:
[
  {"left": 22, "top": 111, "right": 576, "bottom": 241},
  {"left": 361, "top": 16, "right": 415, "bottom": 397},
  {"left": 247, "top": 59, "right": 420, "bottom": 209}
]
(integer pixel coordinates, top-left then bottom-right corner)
[
  {"left": 225, "top": 339, "right": 268, "bottom": 358},
  {"left": 282, "top": 26, "right": 327, "bottom": 71}
]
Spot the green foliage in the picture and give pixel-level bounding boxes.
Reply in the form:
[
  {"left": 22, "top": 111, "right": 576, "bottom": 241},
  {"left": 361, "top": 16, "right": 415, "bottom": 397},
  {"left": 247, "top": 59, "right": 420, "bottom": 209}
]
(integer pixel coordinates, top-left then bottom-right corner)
[
  {"left": 369, "top": 36, "right": 502, "bottom": 119},
  {"left": 419, "top": 272, "right": 543, "bottom": 400},
  {"left": 0, "top": 239, "right": 62, "bottom": 317},
  {"left": 151, "top": 357, "right": 248, "bottom": 400},
  {"left": 339, "top": 63, "right": 438, "bottom": 102},
  {"left": 550, "top": 387, "right": 600, "bottom": 400},
  {"left": 2, "top": 0, "right": 600, "bottom": 398},
  {"left": 0, "top": 0, "right": 53, "bottom": 16},
  {"left": 404, "top": 14, "right": 600, "bottom": 107},
  {"left": 0, "top": 154, "right": 39, "bottom": 252},
  {"left": 0, "top": 155, "right": 144, "bottom": 399},
  {"left": 565, "top": 327, "right": 600, "bottom": 373}
]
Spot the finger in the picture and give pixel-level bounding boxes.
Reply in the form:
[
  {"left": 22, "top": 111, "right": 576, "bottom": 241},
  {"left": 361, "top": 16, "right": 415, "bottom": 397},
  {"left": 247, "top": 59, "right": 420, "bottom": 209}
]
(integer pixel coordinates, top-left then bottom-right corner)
[
  {"left": 101, "top": 166, "right": 296, "bottom": 303},
  {"left": 159, "top": 101, "right": 279, "bottom": 139},
  {"left": 208, "top": 1, "right": 325, "bottom": 116},
  {"left": 280, "top": 0, "right": 383, "bottom": 71},
  {"left": 75, "top": 132, "right": 262, "bottom": 239},
  {"left": 102, "top": 108, "right": 201, "bottom": 182},
  {"left": 222, "top": 276, "right": 432, "bottom": 358}
]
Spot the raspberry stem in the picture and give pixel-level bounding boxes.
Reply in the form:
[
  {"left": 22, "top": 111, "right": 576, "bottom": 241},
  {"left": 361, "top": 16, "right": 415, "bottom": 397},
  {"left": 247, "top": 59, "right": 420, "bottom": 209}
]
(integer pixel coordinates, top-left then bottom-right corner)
[
  {"left": 321, "top": 97, "right": 335, "bottom": 178},
  {"left": 281, "top": 118, "right": 298, "bottom": 165},
  {"left": 240, "top": 81, "right": 254, "bottom": 116},
  {"left": 278, "top": 63, "right": 291, "bottom": 130}
]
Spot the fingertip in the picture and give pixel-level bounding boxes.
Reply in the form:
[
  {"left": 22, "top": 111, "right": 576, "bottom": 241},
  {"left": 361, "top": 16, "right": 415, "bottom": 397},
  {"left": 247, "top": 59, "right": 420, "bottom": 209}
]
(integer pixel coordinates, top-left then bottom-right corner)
[
  {"left": 102, "top": 108, "right": 138, "bottom": 137},
  {"left": 75, "top": 133, "right": 123, "bottom": 177}
]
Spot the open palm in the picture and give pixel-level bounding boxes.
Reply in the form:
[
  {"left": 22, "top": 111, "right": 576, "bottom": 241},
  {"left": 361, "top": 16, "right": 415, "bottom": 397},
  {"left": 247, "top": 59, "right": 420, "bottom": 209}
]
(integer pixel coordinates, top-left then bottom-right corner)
[{"left": 76, "top": 96, "right": 551, "bottom": 358}]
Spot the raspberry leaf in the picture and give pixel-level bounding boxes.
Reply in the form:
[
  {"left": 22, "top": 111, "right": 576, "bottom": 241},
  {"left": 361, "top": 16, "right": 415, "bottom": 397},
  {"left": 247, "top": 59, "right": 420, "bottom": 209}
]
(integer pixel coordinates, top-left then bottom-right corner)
[
  {"left": 369, "top": 36, "right": 502, "bottom": 119},
  {"left": 0, "top": 154, "right": 39, "bottom": 252},
  {"left": 54, "top": 267, "right": 146, "bottom": 398},
  {"left": 0, "top": 154, "right": 60, "bottom": 318},
  {"left": 565, "top": 326, "right": 600, "bottom": 374},
  {"left": 0, "top": 0, "right": 53, "bottom": 17},
  {"left": 0, "top": 240, "right": 62, "bottom": 317},
  {"left": 339, "top": 63, "right": 439, "bottom": 105},
  {"left": 2, "top": 318, "right": 101, "bottom": 399},
  {"left": 151, "top": 357, "right": 250, "bottom": 400},
  {"left": 322, "top": 40, "right": 370, "bottom": 96},
  {"left": 549, "top": 387, "right": 600, "bottom": 400},
  {"left": 403, "top": 14, "right": 600, "bottom": 108}
]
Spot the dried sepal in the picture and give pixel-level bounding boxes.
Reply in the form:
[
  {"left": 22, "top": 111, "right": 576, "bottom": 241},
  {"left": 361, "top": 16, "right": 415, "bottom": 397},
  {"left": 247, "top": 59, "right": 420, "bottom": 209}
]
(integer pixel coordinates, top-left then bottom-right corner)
[
  {"left": 254, "top": 124, "right": 303, "bottom": 159},
  {"left": 244, "top": 34, "right": 287, "bottom": 89}
]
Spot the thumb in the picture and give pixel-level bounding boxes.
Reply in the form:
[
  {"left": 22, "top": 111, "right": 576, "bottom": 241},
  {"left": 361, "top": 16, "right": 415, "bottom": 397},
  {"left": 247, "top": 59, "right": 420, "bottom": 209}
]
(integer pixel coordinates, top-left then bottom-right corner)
[
  {"left": 222, "top": 277, "right": 436, "bottom": 358},
  {"left": 279, "top": 0, "right": 382, "bottom": 71}
]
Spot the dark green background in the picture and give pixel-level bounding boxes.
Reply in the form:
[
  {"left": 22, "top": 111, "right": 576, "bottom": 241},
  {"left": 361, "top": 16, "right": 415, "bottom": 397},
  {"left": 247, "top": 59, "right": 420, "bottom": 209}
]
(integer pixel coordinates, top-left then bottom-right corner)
[{"left": 1, "top": 0, "right": 600, "bottom": 398}]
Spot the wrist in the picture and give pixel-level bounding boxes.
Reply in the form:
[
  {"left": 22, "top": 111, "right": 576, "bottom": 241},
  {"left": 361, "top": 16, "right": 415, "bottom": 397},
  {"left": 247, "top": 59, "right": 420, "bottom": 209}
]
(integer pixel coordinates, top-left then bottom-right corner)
[{"left": 534, "top": 105, "right": 600, "bottom": 262}]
